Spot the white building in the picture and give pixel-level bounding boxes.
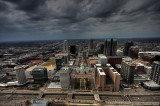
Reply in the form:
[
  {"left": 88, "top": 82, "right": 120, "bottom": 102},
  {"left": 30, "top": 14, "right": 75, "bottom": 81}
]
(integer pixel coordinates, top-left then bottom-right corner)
[{"left": 98, "top": 54, "right": 107, "bottom": 66}]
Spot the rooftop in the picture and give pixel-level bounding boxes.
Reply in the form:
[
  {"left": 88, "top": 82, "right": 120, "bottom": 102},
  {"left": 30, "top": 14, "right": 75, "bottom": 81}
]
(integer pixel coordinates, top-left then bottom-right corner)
[
  {"left": 97, "top": 67, "right": 105, "bottom": 75},
  {"left": 26, "top": 66, "right": 56, "bottom": 71},
  {"left": 153, "top": 61, "right": 160, "bottom": 65},
  {"left": 47, "top": 82, "right": 61, "bottom": 89},
  {"left": 32, "top": 67, "right": 47, "bottom": 71}
]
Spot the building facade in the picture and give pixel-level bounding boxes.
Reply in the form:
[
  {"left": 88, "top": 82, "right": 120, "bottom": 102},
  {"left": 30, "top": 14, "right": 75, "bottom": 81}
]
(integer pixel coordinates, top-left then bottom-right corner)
[
  {"left": 94, "top": 64, "right": 120, "bottom": 91},
  {"left": 32, "top": 67, "right": 48, "bottom": 83},
  {"left": 121, "top": 59, "right": 135, "bottom": 84},
  {"left": 59, "top": 67, "right": 70, "bottom": 89},
  {"left": 123, "top": 41, "right": 134, "bottom": 56},
  {"left": 104, "top": 38, "right": 117, "bottom": 56},
  {"left": 14, "top": 66, "right": 27, "bottom": 84},
  {"left": 128, "top": 46, "right": 139, "bottom": 59},
  {"left": 150, "top": 61, "right": 160, "bottom": 84},
  {"left": 98, "top": 54, "right": 107, "bottom": 66},
  {"left": 63, "top": 40, "right": 69, "bottom": 53},
  {"left": 88, "top": 39, "right": 94, "bottom": 50}
]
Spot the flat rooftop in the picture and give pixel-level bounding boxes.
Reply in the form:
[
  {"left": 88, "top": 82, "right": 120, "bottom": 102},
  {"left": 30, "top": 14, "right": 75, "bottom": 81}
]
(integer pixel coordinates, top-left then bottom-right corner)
[
  {"left": 97, "top": 67, "right": 106, "bottom": 75},
  {"left": 47, "top": 82, "right": 61, "bottom": 89},
  {"left": 26, "top": 65, "right": 56, "bottom": 71}
]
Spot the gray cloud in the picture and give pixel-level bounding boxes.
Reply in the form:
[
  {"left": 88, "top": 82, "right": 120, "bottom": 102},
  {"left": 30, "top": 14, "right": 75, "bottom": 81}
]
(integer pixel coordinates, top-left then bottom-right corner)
[{"left": 0, "top": 0, "right": 160, "bottom": 41}]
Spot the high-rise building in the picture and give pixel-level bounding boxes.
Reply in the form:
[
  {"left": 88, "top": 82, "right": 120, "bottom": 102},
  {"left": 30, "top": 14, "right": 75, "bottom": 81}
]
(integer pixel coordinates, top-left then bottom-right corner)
[
  {"left": 55, "top": 55, "right": 64, "bottom": 71},
  {"left": 150, "top": 61, "right": 160, "bottom": 84},
  {"left": 55, "top": 53, "right": 69, "bottom": 70},
  {"left": 123, "top": 41, "right": 134, "bottom": 56},
  {"left": 63, "top": 40, "right": 69, "bottom": 53},
  {"left": 98, "top": 54, "right": 107, "bottom": 66},
  {"left": 14, "top": 66, "right": 27, "bottom": 84},
  {"left": 88, "top": 39, "right": 94, "bottom": 50},
  {"left": 32, "top": 67, "right": 48, "bottom": 83},
  {"left": 70, "top": 45, "right": 76, "bottom": 54},
  {"left": 59, "top": 67, "right": 70, "bottom": 89},
  {"left": 104, "top": 38, "right": 117, "bottom": 56},
  {"left": 94, "top": 64, "right": 121, "bottom": 91},
  {"left": 121, "top": 59, "right": 135, "bottom": 84},
  {"left": 96, "top": 43, "right": 104, "bottom": 54},
  {"left": 83, "top": 50, "right": 87, "bottom": 59},
  {"left": 128, "top": 46, "right": 139, "bottom": 59},
  {"left": 88, "top": 39, "right": 95, "bottom": 56}
]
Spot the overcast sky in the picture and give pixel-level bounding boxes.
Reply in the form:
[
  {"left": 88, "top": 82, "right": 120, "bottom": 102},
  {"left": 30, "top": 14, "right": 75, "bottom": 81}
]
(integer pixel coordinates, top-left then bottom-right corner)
[{"left": 0, "top": 0, "right": 160, "bottom": 41}]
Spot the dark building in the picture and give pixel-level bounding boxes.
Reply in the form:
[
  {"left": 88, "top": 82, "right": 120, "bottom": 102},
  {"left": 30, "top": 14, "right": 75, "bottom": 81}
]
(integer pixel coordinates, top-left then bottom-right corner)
[
  {"left": 121, "top": 59, "right": 135, "bottom": 84},
  {"left": 96, "top": 43, "right": 104, "bottom": 54},
  {"left": 88, "top": 39, "right": 94, "bottom": 50},
  {"left": 128, "top": 46, "right": 139, "bottom": 59},
  {"left": 108, "top": 56, "right": 122, "bottom": 68},
  {"left": 32, "top": 67, "right": 48, "bottom": 83},
  {"left": 70, "top": 45, "right": 76, "bottom": 54},
  {"left": 56, "top": 55, "right": 64, "bottom": 71},
  {"left": 150, "top": 61, "right": 160, "bottom": 84},
  {"left": 123, "top": 42, "right": 134, "bottom": 56},
  {"left": 104, "top": 38, "right": 117, "bottom": 56}
]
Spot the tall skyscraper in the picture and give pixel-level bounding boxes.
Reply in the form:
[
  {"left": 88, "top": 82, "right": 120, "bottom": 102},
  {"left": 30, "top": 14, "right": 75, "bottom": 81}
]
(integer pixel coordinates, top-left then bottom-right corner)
[
  {"left": 63, "top": 40, "right": 69, "bottom": 53},
  {"left": 96, "top": 43, "right": 104, "bottom": 54},
  {"left": 123, "top": 41, "right": 134, "bottom": 56},
  {"left": 150, "top": 61, "right": 160, "bottom": 84},
  {"left": 88, "top": 39, "right": 94, "bottom": 50},
  {"left": 70, "top": 45, "right": 76, "bottom": 54},
  {"left": 104, "top": 38, "right": 117, "bottom": 56},
  {"left": 59, "top": 67, "right": 70, "bottom": 89},
  {"left": 55, "top": 55, "right": 64, "bottom": 71},
  {"left": 14, "top": 66, "right": 27, "bottom": 84},
  {"left": 121, "top": 59, "right": 135, "bottom": 84},
  {"left": 128, "top": 46, "right": 139, "bottom": 59}
]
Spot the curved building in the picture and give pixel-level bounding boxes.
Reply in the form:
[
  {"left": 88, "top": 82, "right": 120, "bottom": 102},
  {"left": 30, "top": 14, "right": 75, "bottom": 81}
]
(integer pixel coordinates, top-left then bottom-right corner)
[{"left": 14, "top": 66, "right": 27, "bottom": 85}]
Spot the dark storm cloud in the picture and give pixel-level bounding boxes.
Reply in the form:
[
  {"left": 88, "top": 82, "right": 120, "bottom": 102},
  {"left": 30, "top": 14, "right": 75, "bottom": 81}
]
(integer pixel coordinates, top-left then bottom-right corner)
[
  {"left": 0, "top": 0, "right": 160, "bottom": 41},
  {"left": 5, "top": 0, "right": 44, "bottom": 11}
]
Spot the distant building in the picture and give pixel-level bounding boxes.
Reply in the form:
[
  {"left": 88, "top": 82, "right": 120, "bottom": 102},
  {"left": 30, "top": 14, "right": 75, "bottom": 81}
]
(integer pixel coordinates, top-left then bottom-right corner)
[
  {"left": 88, "top": 39, "right": 94, "bottom": 50},
  {"left": 32, "top": 67, "right": 48, "bottom": 83},
  {"left": 59, "top": 67, "right": 70, "bottom": 89},
  {"left": 116, "top": 49, "right": 123, "bottom": 57},
  {"left": 123, "top": 41, "right": 134, "bottom": 56},
  {"left": 150, "top": 61, "right": 160, "bottom": 84},
  {"left": 98, "top": 54, "right": 107, "bottom": 66},
  {"left": 139, "top": 51, "right": 160, "bottom": 62},
  {"left": 128, "top": 46, "right": 139, "bottom": 59},
  {"left": 121, "top": 59, "right": 135, "bottom": 84},
  {"left": 83, "top": 50, "right": 87, "bottom": 59},
  {"left": 135, "top": 63, "right": 144, "bottom": 74},
  {"left": 55, "top": 53, "right": 69, "bottom": 70},
  {"left": 63, "top": 40, "right": 69, "bottom": 53},
  {"left": 96, "top": 43, "right": 104, "bottom": 54},
  {"left": 14, "top": 66, "right": 27, "bottom": 84},
  {"left": 70, "top": 45, "right": 76, "bottom": 54},
  {"left": 55, "top": 54, "right": 64, "bottom": 71},
  {"left": 104, "top": 38, "right": 117, "bottom": 56},
  {"left": 88, "top": 49, "right": 95, "bottom": 57}
]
